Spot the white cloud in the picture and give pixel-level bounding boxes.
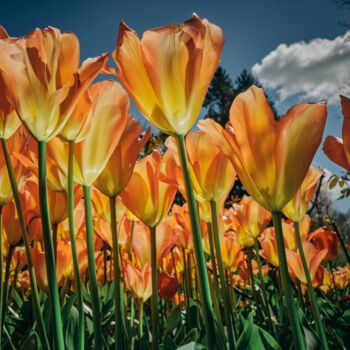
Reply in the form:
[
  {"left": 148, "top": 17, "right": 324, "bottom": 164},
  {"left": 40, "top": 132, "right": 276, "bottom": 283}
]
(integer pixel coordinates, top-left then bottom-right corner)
[{"left": 252, "top": 32, "right": 350, "bottom": 104}]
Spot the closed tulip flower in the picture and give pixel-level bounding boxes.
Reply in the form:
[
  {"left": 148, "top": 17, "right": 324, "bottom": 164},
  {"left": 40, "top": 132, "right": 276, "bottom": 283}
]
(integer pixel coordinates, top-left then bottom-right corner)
[
  {"left": 221, "top": 233, "right": 244, "bottom": 272},
  {"left": 323, "top": 95, "right": 350, "bottom": 171},
  {"left": 0, "top": 27, "right": 108, "bottom": 141},
  {"left": 259, "top": 227, "right": 279, "bottom": 267},
  {"left": 113, "top": 14, "right": 224, "bottom": 136},
  {"left": 121, "top": 151, "right": 177, "bottom": 228},
  {"left": 124, "top": 261, "right": 152, "bottom": 303},
  {"left": 282, "top": 168, "right": 323, "bottom": 222},
  {"left": 3, "top": 201, "right": 22, "bottom": 246},
  {"left": 199, "top": 86, "right": 327, "bottom": 212},
  {"left": 48, "top": 80, "right": 130, "bottom": 186},
  {"left": 228, "top": 196, "right": 271, "bottom": 247},
  {"left": 94, "top": 118, "right": 151, "bottom": 197}
]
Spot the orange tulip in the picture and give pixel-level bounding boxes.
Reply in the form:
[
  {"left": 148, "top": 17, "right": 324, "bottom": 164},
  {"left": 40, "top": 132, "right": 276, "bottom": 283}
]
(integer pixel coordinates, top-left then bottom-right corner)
[
  {"left": 48, "top": 80, "right": 130, "bottom": 186},
  {"left": 124, "top": 261, "right": 152, "bottom": 303},
  {"left": 199, "top": 86, "right": 327, "bottom": 211},
  {"left": 31, "top": 241, "right": 71, "bottom": 291},
  {"left": 164, "top": 132, "right": 235, "bottom": 202},
  {"left": 227, "top": 196, "right": 271, "bottom": 247},
  {"left": 308, "top": 227, "right": 338, "bottom": 261},
  {"left": 94, "top": 118, "right": 151, "bottom": 197},
  {"left": 3, "top": 200, "right": 22, "bottom": 246},
  {"left": 220, "top": 233, "right": 244, "bottom": 272},
  {"left": 286, "top": 241, "right": 327, "bottom": 285},
  {"left": 281, "top": 215, "right": 311, "bottom": 252},
  {"left": 121, "top": 151, "right": 177, "bottom": 228},
  {"left": 333, "top": 265, "right": 350, "bottom": 290},
  {"left": 259, "top": 227, "right": 279, "bottom": 267},
  {"left": 323, "top": 95, "right": 350, "bottom": 171},
  {"left": 282, "top": 168, "right": 323, "bottom": 222},
  {"left": 0, "top": 27, "right": 21, "bottom": 139},
  {"left": 319, "top": 268, "right": 334, "bottom": 293},
  {"left": 0, "top": 27, "right": 108, "bottom": 141},
  {"left": 113, "top": 14, "right": 224, "bottom": 135},
  {"left": 58, "top": 90, "right": 93, "bottom": 143},
  {"left": 131, "top": 219, "right": 176, "bottom": 267}
]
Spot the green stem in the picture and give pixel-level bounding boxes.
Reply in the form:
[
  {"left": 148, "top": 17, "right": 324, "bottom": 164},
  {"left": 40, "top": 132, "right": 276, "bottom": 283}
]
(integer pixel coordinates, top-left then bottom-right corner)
[
  {"left": 246, "top": 248, "right": 257, "bottom": 301},
  {"left": 175, "top": 134, "right": 216, "bottom": 349},
  {"left": 209, "top": 200, "right": 235, "bottom": 349},
  {"left": 294, "top": 221, "right": 329, "bottom": 350},
  {"left": 138, "top": 301, "right": 144, "bottom": 350},
  {"left": 38, "top": 140, "right": 65, "bottom": 350},
  {"left": 254, "top": 238, "right": 274, "bottom": 334},
  {"left": 272, "top": 212, "right": 305, "bottom": 350},
  {"left": 110, "top": 196, "right": 127, "bottom": 350},
  {"left": 1, "top": 138, "right": 50, "bottom": 350},
  {"left": 206, "top": 221, "right": 221, "bottom": 303},
  {"left": 83, "top": 185, "right": 103, "bottom": 350},
  {"left": 1, "top": 244, "right": 14, "bottom": 338},
  {"left": 67, "top": 141, "right": 84, "bottom": 350},
  {"left": 150, "top": 226, "right": 158, "bottom": 350}
]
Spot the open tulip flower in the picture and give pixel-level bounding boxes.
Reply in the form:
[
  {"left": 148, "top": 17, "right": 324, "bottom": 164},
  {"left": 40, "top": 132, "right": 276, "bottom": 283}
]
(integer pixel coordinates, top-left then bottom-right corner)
[
  {"left": 113, "top": 14, "right": 224, "bottom": 136},
  {"left": 0, "top": 27, "right": 108, "bottom": 142},
  {"left": 309, "top": 227, "right": 339, "bottom": 261},
  {"left": 286, "top": 241, "right": 327, "bottom": 285},
  {"left": 199, "top": 86, "right": 327, "bottom": 212}
]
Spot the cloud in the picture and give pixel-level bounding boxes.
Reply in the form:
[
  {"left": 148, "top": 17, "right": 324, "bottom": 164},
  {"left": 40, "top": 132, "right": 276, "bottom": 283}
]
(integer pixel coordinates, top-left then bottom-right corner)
[{"left": 252, "top": 31, "right": 350, "bottom": 104}]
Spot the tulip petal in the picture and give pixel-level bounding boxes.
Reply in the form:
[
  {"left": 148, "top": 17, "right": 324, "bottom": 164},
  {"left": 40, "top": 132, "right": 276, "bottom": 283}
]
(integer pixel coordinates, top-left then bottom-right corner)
[{"left": 323, "top": 135, "right": 350, "bottom": 171}]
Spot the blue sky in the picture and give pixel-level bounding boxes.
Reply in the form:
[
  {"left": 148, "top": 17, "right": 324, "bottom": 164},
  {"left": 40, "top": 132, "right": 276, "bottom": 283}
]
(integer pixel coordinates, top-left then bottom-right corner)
[{"left": 1, "top": 0, "right": 350, "bottom": 210}]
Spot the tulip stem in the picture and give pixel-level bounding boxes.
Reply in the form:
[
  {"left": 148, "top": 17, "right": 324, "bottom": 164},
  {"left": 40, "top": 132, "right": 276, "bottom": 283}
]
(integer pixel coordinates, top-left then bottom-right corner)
[
  {"left": 209, "top": 200, "right": 236, "bottom": 349},
  {"left": 83, "top": 185, "right": 103, "bottom": 350},
  {"left": 1, "top": 138, "right": 50, "bottom": 350},
  {"left": 109, "top": 196, "right": 127, "bottom": 350},
  {"left": 175, "top": 134, "right": 216, "bottom": 349},
  {"left": 254, "top": 238, "right": 275, "bottom": 335},
  {"left": 272, "top": 212, "right": 305, "bottom": 350},
  {"left": 138, "top": 301, "right": 144, "bottom": 350},
  {"left": 67, "top": 140, "right": 85, "bottom": 350},
  {"left": 150, "top": 226, "right": 158, "bottom": 350},
  {"left": 294, "top": 221, "right": 329, "bottom": 350},
  {"left": 38, "top": 140, "right": 65, "bottom": 350}
]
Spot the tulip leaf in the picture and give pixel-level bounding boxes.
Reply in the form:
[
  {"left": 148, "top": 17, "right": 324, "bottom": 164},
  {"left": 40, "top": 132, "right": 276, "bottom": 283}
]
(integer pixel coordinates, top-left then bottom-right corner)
[
  {"left": 177, "top": 341, "right": 206, "bottom": 350},
  {"left": 166, "top": 305, "right": 182, "bottom": 333},
  {"left": 236, "top": 313, "right": 282, "bottom": 350}
]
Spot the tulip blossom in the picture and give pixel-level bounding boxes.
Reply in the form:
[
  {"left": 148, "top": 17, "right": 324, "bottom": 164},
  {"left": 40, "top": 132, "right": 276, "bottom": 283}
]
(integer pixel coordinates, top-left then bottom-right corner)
[
  {"left": 323, "top": 95, "right": 350, "bottom": 171},
  {"left": 226, "top": 196, "right": 271, "bottom": 247},
  {"left": 3, "top": 201, "right": 22, "bottom": 246},
  {"left": 220, "top": 233, "right": 244, "bottom": 272},
  {"left": 199, "top": 86, "right": 327, "bottom": 212},
  {"left": 131, "top": 219, "right": 176, "bottom": 267},
  {"left": 286, "top": 241, "right": 327, "bottom": 285},
  {"left": 282, "top": 168, "right": 323, "bottom": 222},
  {"left": 113, "top": 14, "right": 224, "bottom": 135},
  {"left": 158, "top": 272, "right": 179, "bottom": 300},
  {"left": 0, "top": 27, "right": 108, "bottom": 141},
  {"left": 309, "top": 227, "right": 338, "bottom": 261},
  {"left": 259, "top": 227, "right": 279, "bottom": 267},
  {"left": 333, "top": 265, "right": 350, "bottom": 290},
  {"left": 48, "top": 80, "right": 130, "bottom": 186},
  {"left": 124, "top": 261, "right": 152, "bottom": 303},
  {"left": 0, "top": 28, "right": 21, "bottom": 140},
  {"left": 281, "top": 215, "right": 311, "bottom": 252},
  {"left": 94, "top": 118, "right": 151, "bottom": 197},
  {"left": 121, "top": 151, "right": 177, "bottom": 228}
]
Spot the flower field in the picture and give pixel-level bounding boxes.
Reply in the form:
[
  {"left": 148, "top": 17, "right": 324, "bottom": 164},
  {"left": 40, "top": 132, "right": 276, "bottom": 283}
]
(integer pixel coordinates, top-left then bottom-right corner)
[{"left": 0, "top": 14, "right": 349, "bottom": 350}]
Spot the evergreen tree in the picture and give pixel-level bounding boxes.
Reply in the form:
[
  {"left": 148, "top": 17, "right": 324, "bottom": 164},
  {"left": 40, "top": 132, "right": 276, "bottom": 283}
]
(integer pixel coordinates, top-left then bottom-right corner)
[{"left": 204, "top": 67, "right": 277, "bottom": 127}]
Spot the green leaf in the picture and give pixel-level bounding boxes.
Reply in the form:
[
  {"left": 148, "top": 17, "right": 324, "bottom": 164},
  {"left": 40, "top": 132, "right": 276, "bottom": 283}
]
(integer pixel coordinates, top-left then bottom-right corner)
[
  {"left": 177, "top": 341, "right": 206, "bottom": 350},
  {"left": 166, "top": 306, "right": 182, "bottom": 333}
]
